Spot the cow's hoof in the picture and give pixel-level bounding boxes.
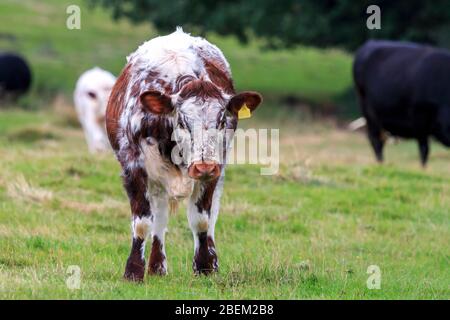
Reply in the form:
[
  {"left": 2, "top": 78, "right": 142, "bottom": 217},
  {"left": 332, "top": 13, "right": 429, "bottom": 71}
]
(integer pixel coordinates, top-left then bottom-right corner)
[
  {"left": 193, "top": 233, "right": 218, "bottom": 275},
  {"left": 193, "top": 249, "right": 218, "bottom": 275},
  {"left": 124, "top": 258, "right": 145, "bottom": 282},
  {"left": 148, "top": 260, "right": 167, "bottom": 276},
  {"left": 193, "top": 261, "right": 218, "bottom": 275}
]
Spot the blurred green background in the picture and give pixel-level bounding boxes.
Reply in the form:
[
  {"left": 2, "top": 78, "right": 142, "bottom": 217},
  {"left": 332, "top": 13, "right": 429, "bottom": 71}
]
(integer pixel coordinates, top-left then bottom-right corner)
[{"left": 1, "top": 0, "right": 354, "bottom": 114}]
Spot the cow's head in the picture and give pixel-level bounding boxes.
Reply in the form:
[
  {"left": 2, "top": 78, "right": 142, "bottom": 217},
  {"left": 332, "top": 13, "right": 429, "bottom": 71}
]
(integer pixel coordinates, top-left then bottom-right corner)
[
  {"left": 87, "top": 87, "right": 113, "bottom": 127},
  {"left": 139, "top": 80, "right": 262, "bottom": 181}
]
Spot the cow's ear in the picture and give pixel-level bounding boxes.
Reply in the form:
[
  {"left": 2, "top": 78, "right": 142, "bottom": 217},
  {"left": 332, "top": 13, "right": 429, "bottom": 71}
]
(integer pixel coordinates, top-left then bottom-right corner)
[
  {"left": 227, "top": 91, "right": 263, "bottom": 119},
  {"left": 140, "top": 90, "right": 174, "bottom": 115}
]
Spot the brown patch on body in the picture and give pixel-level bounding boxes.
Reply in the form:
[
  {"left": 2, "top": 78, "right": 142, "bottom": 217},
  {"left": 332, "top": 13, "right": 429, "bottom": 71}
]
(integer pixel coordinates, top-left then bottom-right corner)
[
  {"left": 149, "top": 236, "right": 167, "bottom": 275},
  {"left": 179, "top": 79, "right": 225, "bottom": 102},
  {"left": 140, "top": 90, "right": 173, "bottom": 115},
  {"left": 227, "top": 91, "right": 263, "bottom": 115},
  {"left": 129, "top": 78, "right": 141, "bottom": 98},
  {"left": 195, "top": 179, "right": 219, "bottom": 215},
  {"left": 155, "top": 78, "right": 173, "bottom": 94},
  {"left": 121, "top": 167, "right": 151, "bottom": 217},
  {"left": 106, "top": 64, "right": 132, "bottom": 151},
  {"left": 140, "top": 116, "right": 175, "bottom": 162},
  {"left": 174, "top": 74, "right": 196, "bottom": 93},
  {"left": 201, "top": 57, "right": 235, "bottom": 95}
]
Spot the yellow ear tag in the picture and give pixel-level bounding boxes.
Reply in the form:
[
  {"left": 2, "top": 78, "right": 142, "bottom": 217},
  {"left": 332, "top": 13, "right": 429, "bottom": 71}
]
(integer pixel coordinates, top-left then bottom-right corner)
[{"left": 238, "top": 103, "right": 251, "bottom": 119}]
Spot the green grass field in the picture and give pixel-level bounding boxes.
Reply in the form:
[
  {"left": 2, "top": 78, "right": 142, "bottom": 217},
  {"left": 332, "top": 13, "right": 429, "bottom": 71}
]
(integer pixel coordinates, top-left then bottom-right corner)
[
  {"left": 0, "top": 0, "right": 449, "bottom": 300},
  {"left": 0, "top": 107, "right": 448, "bottom": 299}
]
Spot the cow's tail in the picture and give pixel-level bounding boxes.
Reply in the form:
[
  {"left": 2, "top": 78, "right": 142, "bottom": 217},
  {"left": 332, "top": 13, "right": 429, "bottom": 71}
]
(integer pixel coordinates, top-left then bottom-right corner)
[{"left": 348, "top": 117, "right": 367, "bottom": 131}]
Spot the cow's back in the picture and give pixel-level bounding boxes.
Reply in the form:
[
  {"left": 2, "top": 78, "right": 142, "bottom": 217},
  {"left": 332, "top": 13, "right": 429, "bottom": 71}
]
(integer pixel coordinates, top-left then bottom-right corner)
[
  {"left": 354, "top": 41, "right": 425, "bottom": 106},
  {"left": 353, "top": 40, "right": 450, "bottom": 137},
  {"left": 0, "top": 53, "right": 32, "bottom": 95},
  {"left": 413, "top": 50, "right": 450, "bottom": 107}
]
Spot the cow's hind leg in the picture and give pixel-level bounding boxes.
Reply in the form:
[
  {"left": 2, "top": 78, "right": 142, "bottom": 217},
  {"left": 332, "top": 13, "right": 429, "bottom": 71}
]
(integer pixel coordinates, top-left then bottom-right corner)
[
  {"left": 148, "top": 194, "right": 169, "bottom": 275},
  {"left": 121, "top": 163, "right": 152, "bottom": 282},
  {"left": 358, "top": 92, "right": 385, "bottom": 163},
  {"left": 187, "top": 177, "right": 223, "bottom": 275},
  {"left": 366, "top": 121, "right": 385, "bottom": 163},
  {"left": 418, "top": 137, "right": 429, "bottom": 167}
]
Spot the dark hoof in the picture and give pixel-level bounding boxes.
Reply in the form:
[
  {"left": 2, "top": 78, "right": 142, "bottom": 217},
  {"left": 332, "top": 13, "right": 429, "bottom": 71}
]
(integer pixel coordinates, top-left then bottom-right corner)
[
  {"left": 193, "top": 261, "right": 218, "bottom": 275},
  {"left": 193, "top": 248, "right": 218, "bottom": 275},
  {"left": 148, "top": 258, "right": 167, "bottom": 276},
  {"left": 148, "top": 264, "right": 167, "bottom": 276},
  {"left": 124, "top": 258, "right": 145, "bottom": 282}
]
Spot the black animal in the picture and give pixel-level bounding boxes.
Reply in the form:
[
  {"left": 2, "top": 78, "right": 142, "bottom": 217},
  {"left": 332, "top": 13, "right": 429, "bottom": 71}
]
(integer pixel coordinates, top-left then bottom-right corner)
[
  {"left": 0, "top": 53, "right": 32, "bottom": 99},
  {"left": 353, "top": 40, "right": 450, "bottom": 165}
]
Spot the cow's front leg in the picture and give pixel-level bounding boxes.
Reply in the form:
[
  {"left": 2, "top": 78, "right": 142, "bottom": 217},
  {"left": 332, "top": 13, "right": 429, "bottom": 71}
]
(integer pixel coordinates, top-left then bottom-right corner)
[
  {"left": 122, "top": 165, "right": 152, "bottom": 282},
  {"left": 188, "top": 177, "right": 223, "bottom": 275},
  {"left": 148, "top": 194, "right": 169, "bottom": 275}
]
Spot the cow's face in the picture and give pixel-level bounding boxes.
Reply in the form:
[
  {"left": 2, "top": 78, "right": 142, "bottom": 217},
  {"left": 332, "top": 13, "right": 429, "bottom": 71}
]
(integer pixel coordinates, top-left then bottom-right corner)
[
  {"left": 139, "top": 80, "right": 262, "bottom": 181},
  {"left": 86, "top": 85, "right": 114, "bottom": 125}
]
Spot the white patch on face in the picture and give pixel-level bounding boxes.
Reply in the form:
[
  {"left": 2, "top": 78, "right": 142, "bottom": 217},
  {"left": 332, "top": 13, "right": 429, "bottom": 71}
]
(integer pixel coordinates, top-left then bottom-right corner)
[{"left": 176, "top": 97, "right": 227, "bottom": 165}]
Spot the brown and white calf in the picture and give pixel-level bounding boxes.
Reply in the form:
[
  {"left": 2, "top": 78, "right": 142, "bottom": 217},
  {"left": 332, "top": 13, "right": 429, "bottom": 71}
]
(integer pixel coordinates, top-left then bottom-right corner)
[
  {"left": 74, "top": 67, "right": 116, "bottom": 153},
  {"left": 106, "top": 28, "right": 262, "bottom": 281}
]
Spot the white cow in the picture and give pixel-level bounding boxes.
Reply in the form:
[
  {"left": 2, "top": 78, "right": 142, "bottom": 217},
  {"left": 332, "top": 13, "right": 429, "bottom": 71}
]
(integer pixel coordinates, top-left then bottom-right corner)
[{"left": 74, "top": 67, "right": 116, "bottom": 153}]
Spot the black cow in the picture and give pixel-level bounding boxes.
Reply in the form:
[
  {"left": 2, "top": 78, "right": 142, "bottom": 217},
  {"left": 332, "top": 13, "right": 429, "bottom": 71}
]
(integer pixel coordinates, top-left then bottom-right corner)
[
  {"left": 353, "top": 40, "right": 450, "bottom": 165},
  {"left": 0, "top": 53, "right": 32, "bottom": 99}
]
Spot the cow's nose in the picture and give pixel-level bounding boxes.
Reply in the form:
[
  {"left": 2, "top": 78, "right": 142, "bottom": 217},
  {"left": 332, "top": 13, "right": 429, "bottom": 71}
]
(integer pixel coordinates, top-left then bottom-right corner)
[{"left": 188, "top": 162, "right": 220, "bottom": 180}]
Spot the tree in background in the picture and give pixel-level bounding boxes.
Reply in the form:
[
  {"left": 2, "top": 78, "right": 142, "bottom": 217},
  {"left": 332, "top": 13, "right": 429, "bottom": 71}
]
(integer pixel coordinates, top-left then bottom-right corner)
[{"left": 92, "top": 0, "right": 450, "bottom": 51}]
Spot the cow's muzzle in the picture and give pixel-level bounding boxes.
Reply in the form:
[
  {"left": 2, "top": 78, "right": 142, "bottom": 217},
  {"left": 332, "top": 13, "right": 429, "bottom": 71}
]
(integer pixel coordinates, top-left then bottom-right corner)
[{"left": 188, "top": 161, "right": 220, "bottom": 180}]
